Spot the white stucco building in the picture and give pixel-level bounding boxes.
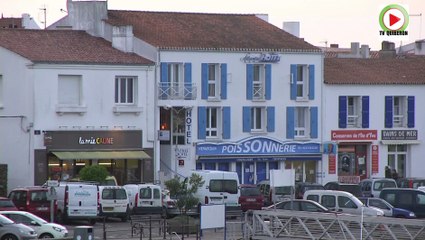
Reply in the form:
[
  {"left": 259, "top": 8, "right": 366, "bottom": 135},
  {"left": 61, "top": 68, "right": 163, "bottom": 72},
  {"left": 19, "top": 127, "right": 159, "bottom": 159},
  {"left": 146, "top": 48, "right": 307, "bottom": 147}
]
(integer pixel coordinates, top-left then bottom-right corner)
[{"left": 0, "top": 29, "right": 155, "bottom": 191}]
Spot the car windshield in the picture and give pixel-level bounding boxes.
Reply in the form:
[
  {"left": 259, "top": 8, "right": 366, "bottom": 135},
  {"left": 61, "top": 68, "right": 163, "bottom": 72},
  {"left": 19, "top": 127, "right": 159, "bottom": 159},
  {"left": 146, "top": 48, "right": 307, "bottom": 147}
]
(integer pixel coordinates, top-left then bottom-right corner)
[
  {"left": 0, "top": 214, "right": 14, "bottom": 225},
  {"left": 0, "top": 200, "right": 15, "bottom": 208},
  {"left": 373, "top": 180, "right": 396, "bottom": 190},
  {"left": 241, "top": 187, "right": 261, "bottom": 196},
  {"left": 275, "top": 186, "right": 293, "bottom": 195}
]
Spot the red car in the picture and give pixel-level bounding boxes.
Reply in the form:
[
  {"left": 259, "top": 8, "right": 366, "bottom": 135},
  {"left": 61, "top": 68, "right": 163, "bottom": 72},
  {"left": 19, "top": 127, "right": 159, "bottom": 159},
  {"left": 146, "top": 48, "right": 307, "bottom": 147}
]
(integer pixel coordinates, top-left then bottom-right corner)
[
  {"left": 238, "top": 184, "right": 264, "bottom": 212},
  {"left": 0, "top": 197, "right": 18, "bottom": 211},
  {"left": 8, "top": 186, "right": 51, "bottom": 220}
]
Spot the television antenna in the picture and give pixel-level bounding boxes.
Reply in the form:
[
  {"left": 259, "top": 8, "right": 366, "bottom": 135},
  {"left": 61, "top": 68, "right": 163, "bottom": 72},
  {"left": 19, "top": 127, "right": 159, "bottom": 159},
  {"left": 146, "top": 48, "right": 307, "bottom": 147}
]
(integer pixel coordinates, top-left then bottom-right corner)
[
  {"left": 39, "top": 5, "right": 46, "bottom": 29},
  {"left": 410, "top": 13, "right": 423, "bottom": 40}
]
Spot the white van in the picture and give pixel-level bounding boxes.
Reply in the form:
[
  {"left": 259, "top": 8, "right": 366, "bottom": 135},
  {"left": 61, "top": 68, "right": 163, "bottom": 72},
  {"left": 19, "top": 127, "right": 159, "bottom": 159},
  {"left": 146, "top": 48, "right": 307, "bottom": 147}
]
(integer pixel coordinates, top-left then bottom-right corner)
[
  {"left": 192, "top": 170, "right": 240, "bottom": 207},
  {"left": 54, "top": 182, "right": 99, "bottom": 224},
  {"left": 123, "top": 183, "right": 163, "bottom": 215},
  {"left": 304, "top": 190, "right": 384, "bottom": 216},
  {"left": 98, "top": 186, "right": 129, "bottom": 222}
]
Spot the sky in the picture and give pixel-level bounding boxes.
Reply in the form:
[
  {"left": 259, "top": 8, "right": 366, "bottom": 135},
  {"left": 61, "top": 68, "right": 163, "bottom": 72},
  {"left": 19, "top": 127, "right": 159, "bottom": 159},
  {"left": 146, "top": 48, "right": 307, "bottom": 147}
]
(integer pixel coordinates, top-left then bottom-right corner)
[{"left": 1, "top": 0, "right": 424, "bottom": 50}]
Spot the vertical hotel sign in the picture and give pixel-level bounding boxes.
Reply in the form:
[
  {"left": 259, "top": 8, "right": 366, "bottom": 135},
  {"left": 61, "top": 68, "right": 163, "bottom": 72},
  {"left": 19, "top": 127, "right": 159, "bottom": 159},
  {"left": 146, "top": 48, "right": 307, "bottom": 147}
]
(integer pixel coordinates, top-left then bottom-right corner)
[
  {"left": 372, "top": 145, "right": 379, "bottom": 174},
  {"left": 328, "top": 154, "right": 336, "bottom": 174}
]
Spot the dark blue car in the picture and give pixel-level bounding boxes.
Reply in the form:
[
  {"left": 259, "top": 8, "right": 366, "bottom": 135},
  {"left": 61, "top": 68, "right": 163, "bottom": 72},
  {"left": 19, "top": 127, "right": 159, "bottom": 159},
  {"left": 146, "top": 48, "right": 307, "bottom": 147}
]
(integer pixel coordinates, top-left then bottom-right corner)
[{"left": 359, "top": 197, "right": 416, "bottom": 218}]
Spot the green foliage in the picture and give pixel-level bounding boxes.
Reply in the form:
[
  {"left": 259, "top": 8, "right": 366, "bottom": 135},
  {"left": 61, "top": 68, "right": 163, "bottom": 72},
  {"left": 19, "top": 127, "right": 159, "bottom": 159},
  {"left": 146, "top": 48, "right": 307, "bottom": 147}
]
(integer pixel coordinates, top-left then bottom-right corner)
[
  {"left": 164, "top": 173, "right": 204, "bottom": 215},
  {"left": 78, "top": 165, "right": 109, "bottom": 183}
]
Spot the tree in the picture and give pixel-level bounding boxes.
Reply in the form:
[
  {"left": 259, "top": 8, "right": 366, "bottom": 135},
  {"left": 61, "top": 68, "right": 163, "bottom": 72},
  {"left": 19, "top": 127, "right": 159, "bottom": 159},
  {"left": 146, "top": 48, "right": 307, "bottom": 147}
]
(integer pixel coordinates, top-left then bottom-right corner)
[
  {"left": 164, "top": 173, "right": 204, "bottom": 215},
  {"left": 79, "top": 165, "right": 109, "bottom": 183}
]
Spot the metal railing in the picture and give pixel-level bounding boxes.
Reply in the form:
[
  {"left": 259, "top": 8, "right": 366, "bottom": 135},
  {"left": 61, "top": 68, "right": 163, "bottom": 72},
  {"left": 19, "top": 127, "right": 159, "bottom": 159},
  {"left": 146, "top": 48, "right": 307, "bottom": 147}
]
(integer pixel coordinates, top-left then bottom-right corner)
[{"left": 158, "top": 82, "right": 197, "bottom": 100}]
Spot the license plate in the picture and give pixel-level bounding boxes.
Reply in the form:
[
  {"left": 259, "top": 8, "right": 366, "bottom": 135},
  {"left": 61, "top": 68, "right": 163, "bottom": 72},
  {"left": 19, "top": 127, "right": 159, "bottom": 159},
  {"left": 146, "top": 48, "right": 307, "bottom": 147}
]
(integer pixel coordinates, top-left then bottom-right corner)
[
  {"left": 246, "top": 198, "right": 256, "bottom": 202},
  {"left": 37, "top": 207, "right": 48, "bottom": 211},
  {"left": 103, "top": 207, "right": 114, "bottom": 211}
]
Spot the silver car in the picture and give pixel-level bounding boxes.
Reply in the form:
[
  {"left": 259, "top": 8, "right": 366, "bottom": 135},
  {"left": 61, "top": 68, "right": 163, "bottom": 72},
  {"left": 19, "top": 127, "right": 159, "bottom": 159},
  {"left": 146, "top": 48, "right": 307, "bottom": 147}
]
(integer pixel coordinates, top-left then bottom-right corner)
[{"left": 0, "top": 214, "right": 37, "bottom": 240}]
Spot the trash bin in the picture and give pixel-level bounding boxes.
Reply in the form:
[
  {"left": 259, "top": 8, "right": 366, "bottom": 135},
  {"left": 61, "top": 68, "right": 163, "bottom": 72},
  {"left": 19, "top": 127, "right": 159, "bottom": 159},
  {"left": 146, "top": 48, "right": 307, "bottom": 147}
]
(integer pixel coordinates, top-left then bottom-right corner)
[{"left": 73, "top": 226, "right": 94, "bottom": 240}]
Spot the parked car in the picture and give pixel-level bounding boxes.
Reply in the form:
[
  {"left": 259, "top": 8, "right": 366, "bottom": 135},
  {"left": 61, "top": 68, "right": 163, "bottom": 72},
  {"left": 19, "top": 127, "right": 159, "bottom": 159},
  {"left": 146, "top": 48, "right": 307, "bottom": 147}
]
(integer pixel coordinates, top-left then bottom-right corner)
[
  {"left": 8, "top": 187, "right": 50, "bottom": 220},
  {"left": 0, "top": 198, "right": 18, "bottom": 211},
  {"left": 0, "top": 213, "right": 37, "bottom": 240},
  {"left": 324, "top": 182, "right": 363, "bottom": 197},
  {"left": 359, "top": 197, "right": 416, "bottom": 218},
  {"left": 0, "top": 211, "right": 68, "bottom": 239},
  {"left": 295, "top": 182, "right": 325, "bottom": 199},
  {"left": 162, "top": 190, "right": 198, "bottom": 218},
  {"left": 263, "top": 199, "right": 331, "bottom": 213},
  {"left": 397, "top": 178, "right": 425, "bottom": 189},
  {"left": 359, "top": 178, "right": 397, "bottom": 197},
  {"left": 304, "top": 190, "right": 384, "bottom": 216},
  {"left": 98, "top": 186, "right": 130, "bottom": 222},
  {"left": 257, "top": 180, "right": 293, "bottom": 206},
  {"left": 239, "top": 184, "right": 264, "bottom": 212},
  {"left": 380, "top": 188, "right": 425, "bottom": 218}
]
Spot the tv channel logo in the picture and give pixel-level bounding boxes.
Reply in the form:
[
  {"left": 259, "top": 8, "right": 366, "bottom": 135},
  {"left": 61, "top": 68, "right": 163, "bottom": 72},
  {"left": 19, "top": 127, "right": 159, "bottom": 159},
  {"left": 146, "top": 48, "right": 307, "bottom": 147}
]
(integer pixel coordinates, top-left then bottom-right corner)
[{"left": 379, "top": 4, "right": 409, "bottom": 37}]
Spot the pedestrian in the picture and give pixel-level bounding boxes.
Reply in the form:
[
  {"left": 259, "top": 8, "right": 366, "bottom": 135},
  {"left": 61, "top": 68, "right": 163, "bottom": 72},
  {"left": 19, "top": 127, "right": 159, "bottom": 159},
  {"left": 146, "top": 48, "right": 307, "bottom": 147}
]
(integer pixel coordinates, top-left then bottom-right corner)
[
  {"left": 385, "top": 166, "right": 391, "bottom": 178},
  {"left": 391, "top": 169, "right": 399, "bottom": 180}
]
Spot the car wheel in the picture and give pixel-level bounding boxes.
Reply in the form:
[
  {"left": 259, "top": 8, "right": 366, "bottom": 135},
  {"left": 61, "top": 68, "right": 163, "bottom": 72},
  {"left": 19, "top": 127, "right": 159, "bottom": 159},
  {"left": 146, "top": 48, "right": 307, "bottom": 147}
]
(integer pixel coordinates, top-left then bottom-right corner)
[
  {"left": 1, "top": 234, "right": 18, "bottom": 240},
  {"left": 39, "top": 233, "right": 54, "bottom": 239}
]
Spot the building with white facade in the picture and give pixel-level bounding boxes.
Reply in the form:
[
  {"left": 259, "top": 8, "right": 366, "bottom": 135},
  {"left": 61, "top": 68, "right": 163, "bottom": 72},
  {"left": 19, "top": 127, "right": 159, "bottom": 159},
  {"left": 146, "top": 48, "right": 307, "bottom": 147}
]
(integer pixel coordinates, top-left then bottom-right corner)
[
  {"left": 0, "top": 29, "right": 155, "bottom": 192},
  {"left": 323, "top": 42, "right": 425, "bottom": 184},
  {"left": 50, "top": 0, "right": 325, "bottom": 185}
]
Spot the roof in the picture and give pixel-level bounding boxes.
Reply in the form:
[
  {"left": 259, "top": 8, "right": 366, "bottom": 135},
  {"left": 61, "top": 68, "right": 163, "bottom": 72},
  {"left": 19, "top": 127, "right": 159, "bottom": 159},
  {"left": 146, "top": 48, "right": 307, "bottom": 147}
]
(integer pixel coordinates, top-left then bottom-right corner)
[
  {"left": 0, "top": 29, "right": 154, "bottom": 65},
  {"left": 0, "top": 17, "right": 22, "bottom": 28},
  {"left": 105, "top": 11, "right": 320, "bottom": 52},
  {"left": 324, "top": 56, "right": 425, "bottom": 85}
]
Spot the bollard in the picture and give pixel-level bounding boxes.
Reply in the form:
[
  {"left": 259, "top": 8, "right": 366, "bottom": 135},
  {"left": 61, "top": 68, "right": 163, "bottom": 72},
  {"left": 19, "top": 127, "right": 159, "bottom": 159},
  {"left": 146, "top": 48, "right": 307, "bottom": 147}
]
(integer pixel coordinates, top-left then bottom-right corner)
[{"left": 73, "top": 226, "right": 94, "bottom": 240}]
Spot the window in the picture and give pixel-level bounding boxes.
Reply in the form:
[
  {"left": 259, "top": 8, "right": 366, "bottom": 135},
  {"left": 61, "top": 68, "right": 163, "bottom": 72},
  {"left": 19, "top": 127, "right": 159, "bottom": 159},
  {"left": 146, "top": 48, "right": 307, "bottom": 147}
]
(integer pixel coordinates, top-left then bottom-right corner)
[
  {"left": 115, "top": 76, "right": 135, "bottom": 104},
  {"left": 251, "top": 107, "right": 264, "bottom": 131},
  {"left": 58, "top": 75, "right": 82, "bottom": 106},
  {"left": 208, "top": 64, "right": 219, "bottom": 98},
  {"left": 209, "top": 180, "right": 238, "bottom": 194},
  {"left": 246, "top": 64, "right": 271, "bottom": 100},
  {"left": 172, "top": 108, "right": 186, "bottom": 145},
  {"left": 168, "top": 64, "right": 183, "bottom": 98},
  {"left": 206, "top": 107, "right": 219, "bottom": 138},
  {"left": 385, "top": 96, "right": 414, "bottom": 128},
  {"left": 388, "top": 144, "right": 407, "bottom": 178},
  {"left": 338, "top": 196, "right": 357, "bottom": 209},
  {"left": 140, "top": 188, "right": 152, "bottom": 199},
  {"left": 290, "top": 64, "right": 314, "bottom": 100},
  {"left": 287, "top": 106, "right": 318, "bottom": 139},
  {"left": 253, "top": 65, "right": 265, "bottom": 99},
  {"left": 321, "top": 195, "right": 336, "bottom": 208},
  {"left": 338, "top": 96, "right": 368, "bottom": 128},
  {"left": 295, "top": 107, "right": 308, "bottom": 138},
  {"left": 160, "top": 62, "right": 194, "bottom": 100}
]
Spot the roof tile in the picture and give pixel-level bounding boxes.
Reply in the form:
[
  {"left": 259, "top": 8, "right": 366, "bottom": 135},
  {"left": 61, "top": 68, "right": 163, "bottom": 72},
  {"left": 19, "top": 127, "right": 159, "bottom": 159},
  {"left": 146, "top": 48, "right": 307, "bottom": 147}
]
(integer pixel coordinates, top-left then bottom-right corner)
[{"left": 0, "top": 29, "right": 153, "bottom": 65}]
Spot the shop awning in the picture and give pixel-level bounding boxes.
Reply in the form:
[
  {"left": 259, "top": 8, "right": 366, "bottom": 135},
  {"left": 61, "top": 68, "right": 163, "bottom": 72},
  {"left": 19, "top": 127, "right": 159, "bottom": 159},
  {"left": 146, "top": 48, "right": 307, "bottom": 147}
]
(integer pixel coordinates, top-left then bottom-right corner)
[
  {"left": 380, "top": 140, "right": 421, "bottom": 145},
  {"left": 51, "top": 151, "right": 151, "bottom": 160}
]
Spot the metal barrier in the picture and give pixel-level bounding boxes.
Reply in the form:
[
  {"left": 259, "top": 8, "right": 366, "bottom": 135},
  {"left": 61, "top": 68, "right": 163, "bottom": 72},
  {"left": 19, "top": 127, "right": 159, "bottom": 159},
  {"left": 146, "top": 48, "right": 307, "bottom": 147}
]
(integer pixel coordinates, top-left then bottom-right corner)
[{"left": 244, "top": 210, "right": 425, "bottom": 240}]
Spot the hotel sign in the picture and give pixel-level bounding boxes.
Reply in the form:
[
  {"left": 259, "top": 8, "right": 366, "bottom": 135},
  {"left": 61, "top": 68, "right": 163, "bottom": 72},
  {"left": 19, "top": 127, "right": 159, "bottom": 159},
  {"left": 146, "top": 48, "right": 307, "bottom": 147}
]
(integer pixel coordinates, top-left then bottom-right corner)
[
  {"left": 381, "top": 130, "right": 418, "bottom": 140},
  {"left": 241, "top": 53, "right": 280, "bottom": 63}
]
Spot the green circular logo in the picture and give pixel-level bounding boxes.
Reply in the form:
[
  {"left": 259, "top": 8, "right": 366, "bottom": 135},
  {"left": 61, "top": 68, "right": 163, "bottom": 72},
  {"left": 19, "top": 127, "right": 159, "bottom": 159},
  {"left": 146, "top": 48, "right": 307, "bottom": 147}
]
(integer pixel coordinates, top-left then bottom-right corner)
[{"left": 379, "top": 4, "right": 409, "bottom": 31}]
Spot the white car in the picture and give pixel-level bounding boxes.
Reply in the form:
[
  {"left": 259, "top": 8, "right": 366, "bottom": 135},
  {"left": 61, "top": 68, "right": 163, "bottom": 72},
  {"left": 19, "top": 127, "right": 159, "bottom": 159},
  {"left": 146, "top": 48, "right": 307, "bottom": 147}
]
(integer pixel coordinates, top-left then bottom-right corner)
[{"left": 0, "top": 211, "right": 68, "bottom": 239}]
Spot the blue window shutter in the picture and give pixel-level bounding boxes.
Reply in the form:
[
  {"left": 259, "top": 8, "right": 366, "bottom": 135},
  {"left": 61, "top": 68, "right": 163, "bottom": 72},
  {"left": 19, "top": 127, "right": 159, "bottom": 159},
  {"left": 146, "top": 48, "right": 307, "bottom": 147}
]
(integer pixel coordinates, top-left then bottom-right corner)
[
  {"left": 246, "top": 64, "right": 253, "bottom": 100},
  {"left": 198, "top": 107, "right": 206, "bottom": 139},
  {"left": 286, "top": 107, "right": 295, "bottom": 139},
  {"left": 243, "top": 107, "right": 251, "bottom": 132},
  {"left": 308, "top": 65, "right": 315, "bottom": 100},
  {"left": 184, "top": 63, "right": 192, "bottom": 100},
  {"left": 310, "top": 107, "right": 318, "bottom": 138},
  {"left": 362, "top": 96, "right": 370, "bottom": 128},
  {"left": 290, "top": 64, "right": 297, "bottom": 100},
  {"left": 407, "top": 96, "right": 415, "bottom": 128},
  {"left": 385, "top": 96, "right": 393, "bottom": 128},
  {"left": 338, "top": 96, "right": 347, "bottom": 128},
  {"left": 265, "top": 64, "right": 272, "bottom": 100},
  {"left": 201, "top": 63, "right": 208, "bottom": 100},
  {"left": 220, "top": 64, "right": 227, "bottom": 100},
  {"left": 267, "top": 107, "right": 275, "bottom": 132},
  {"left": 160, "top": 63, "right": 168, "bottom": 100},
  {"left": 222, "top": 107, "right": 231, "bottom": 139}
]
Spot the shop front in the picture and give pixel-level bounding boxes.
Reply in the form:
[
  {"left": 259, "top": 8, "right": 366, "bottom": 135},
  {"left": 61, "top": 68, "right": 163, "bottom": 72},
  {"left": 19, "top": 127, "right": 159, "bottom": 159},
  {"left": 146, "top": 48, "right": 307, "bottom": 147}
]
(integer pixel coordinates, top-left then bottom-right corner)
[
  {"left": 41, "top": 130, "right": 152, "bottom": 185},
  {"left": 196, "top": 136, "right": 321, "bottom": 184},
  {"left": 331, "top": 130, "right": 378, "bottom": 183}
]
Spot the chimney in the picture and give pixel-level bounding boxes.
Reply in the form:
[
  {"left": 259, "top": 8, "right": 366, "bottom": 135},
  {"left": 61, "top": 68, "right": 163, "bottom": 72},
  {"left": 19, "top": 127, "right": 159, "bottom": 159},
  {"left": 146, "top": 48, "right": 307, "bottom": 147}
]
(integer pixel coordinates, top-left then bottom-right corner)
[
  {"left": 379, "top": 41, "right": 396, "bottom": 58},
  {"left": 337, "top": 42, "right": 362, "bottom": 58},
  {"left": 283, "top": 22, "right": 300, "bottom": 38},
  {"left": 360, "top": 44, "right": 370, "bottom": 58},
  {"left": 330, "top": 44, "right": 339, "bottom": 48},
  {"left": 415, "top": 40, "right": 425, "bottom": 55}
]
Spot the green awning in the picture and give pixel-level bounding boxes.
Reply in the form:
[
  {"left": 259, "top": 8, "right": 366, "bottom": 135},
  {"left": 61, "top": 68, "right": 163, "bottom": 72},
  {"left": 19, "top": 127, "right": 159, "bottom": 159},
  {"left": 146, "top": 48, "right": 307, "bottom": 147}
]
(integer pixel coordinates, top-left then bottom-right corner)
[{"left": 51, "top": 151, "right": 151, "bottom": 160}]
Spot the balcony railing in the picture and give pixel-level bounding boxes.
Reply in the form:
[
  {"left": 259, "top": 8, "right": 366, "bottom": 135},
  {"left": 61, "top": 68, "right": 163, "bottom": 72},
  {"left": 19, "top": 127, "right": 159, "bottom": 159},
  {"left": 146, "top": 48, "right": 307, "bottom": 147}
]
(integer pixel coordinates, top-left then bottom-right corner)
[{"left": 158, "top": 82, "right": 197, "bottom": 100}]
